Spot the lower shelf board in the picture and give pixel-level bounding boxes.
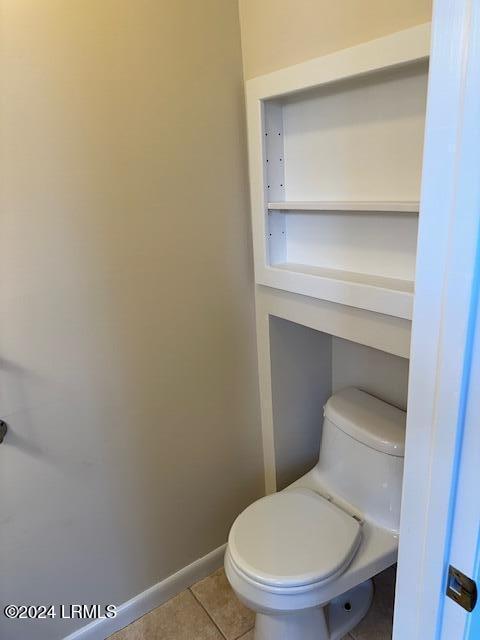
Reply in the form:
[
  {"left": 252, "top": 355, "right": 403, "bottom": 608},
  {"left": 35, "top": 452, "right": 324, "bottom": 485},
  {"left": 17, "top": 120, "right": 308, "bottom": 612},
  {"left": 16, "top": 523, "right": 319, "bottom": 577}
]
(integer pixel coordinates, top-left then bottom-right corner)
[
  {"left": 259, "top": 263, "right": 414, "bottom": 320},
  {"left": 273, "top": 263, "right": 414, "bottom": 293}
]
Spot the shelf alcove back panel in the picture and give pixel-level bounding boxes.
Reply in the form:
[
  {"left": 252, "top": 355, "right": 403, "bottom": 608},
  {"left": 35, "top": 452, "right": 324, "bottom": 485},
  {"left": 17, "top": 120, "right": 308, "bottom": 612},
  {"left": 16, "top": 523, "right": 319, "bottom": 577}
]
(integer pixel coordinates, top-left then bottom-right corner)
[
  {"left": 279, "top": 61, "right": 428, "bottom": 201},
  {"left": 270, "top": 210, "right": 418, "bottom": 282}
]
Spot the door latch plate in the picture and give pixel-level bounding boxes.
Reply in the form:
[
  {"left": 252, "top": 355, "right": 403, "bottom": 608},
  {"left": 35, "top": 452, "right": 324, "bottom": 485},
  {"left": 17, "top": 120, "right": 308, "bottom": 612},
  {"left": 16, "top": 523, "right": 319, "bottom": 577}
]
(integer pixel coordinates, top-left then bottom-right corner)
[{"left": 446, "top": 565, "right": 477, "bottom": 612}]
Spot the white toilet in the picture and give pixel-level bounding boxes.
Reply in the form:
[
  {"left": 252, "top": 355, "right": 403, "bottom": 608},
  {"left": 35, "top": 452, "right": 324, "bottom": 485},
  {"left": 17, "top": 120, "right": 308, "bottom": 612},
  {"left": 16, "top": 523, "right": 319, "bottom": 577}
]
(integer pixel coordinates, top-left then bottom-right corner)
[{"left": 225, "top": 387, "right": 406, "bottom": 640}]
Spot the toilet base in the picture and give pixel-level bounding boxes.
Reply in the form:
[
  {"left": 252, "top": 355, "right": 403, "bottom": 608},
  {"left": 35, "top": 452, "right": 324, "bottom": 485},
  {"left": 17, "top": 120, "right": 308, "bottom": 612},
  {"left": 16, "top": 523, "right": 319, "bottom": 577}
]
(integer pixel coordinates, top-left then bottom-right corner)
[
  {"left": 326, "top": 579, "right": 374, "bottom": 640},
  {"left": 253, "top": 579, "right": 374, "bottom": 640}
]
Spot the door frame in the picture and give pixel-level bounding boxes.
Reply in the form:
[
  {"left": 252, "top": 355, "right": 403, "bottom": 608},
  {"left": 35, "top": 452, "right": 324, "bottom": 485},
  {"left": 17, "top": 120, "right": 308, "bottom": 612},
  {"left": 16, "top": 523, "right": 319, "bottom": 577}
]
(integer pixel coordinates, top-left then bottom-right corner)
[{"left": 393, "top": 1, "right": 480, "bottom": 638}]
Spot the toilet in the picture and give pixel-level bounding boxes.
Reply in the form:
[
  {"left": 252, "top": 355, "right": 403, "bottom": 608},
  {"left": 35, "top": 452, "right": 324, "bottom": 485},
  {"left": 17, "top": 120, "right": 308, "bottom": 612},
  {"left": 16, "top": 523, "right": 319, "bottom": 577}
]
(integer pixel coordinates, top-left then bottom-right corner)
[{"left": 225, "top": 387, "right": 406, "bottom": 640}]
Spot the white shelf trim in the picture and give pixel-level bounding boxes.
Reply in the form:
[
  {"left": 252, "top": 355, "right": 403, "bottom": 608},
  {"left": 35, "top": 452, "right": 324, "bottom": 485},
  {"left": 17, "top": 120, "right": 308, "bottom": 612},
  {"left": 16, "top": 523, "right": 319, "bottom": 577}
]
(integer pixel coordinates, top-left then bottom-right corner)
[
  {"left": 247, "top": 23, "right": 430, "bottom": 101},
  {"left": 272, "top": 262, "right": 414, "bottom": 294},
  {"left": 267, "top": 201, "right": 420, "bottom": 213},
  {"left": 258, "top": 263, "right": 414, "bottom": 320}
]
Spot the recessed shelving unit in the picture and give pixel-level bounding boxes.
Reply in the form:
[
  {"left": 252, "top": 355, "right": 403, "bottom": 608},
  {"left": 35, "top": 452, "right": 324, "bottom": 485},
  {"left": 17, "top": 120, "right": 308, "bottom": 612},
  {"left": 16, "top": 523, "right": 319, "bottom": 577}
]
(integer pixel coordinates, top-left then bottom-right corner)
[{"left": 246, "top": 24, "right": 430, "bottom": 320}]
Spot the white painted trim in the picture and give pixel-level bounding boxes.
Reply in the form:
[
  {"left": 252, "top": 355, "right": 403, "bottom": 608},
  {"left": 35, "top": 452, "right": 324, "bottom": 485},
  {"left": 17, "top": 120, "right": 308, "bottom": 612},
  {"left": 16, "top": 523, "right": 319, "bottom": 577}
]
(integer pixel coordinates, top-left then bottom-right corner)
[
  {"left": 255, "top": 304, "right": 276, "bottom": 494},
  {"left": 246, "top": 22, "right": 431, "bottom": 101},
  {"left": 63, "top": 545, "right": 226, "bottom": 640},
  {"left": 257, "top": 287, "right": 411, "bottom": 360},
  {"left": 393, "top": 1, "right": 480, "bottom": 639},
  {"left": 258, "top": 265, "right": 414, "bottom": 320}
]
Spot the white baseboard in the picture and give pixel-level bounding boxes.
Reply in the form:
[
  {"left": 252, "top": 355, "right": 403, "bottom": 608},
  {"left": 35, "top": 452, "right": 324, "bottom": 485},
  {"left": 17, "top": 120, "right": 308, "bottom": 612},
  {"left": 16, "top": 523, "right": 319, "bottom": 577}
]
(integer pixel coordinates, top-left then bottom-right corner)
[{"left": 64, "top": 544, "right": 226, "bottom": 640}]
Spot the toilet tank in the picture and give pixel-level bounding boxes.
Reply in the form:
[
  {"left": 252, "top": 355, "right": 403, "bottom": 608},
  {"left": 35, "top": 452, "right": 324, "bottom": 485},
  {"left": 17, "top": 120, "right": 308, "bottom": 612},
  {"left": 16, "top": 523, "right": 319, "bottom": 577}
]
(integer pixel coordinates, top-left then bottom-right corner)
[{"left": 316, "top": 387, "right": 406, "bottom": 533}]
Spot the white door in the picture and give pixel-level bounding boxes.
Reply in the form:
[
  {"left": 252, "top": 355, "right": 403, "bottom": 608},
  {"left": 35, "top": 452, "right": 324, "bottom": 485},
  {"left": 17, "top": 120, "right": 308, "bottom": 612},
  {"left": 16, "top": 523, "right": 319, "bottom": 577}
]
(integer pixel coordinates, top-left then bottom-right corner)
[
  {"left": 393, "top": 1, "right": 480, "bottom": 639},
  {"left": 440, "top": 293, "right": 480, "bottom": 639}
]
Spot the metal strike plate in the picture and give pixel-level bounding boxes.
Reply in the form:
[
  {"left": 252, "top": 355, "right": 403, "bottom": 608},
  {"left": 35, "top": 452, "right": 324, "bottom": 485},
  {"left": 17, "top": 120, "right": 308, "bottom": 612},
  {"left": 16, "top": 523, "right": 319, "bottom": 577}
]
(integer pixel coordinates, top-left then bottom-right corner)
[
  {"left": 446, "top": 565, "right": 477, "bottom": 612},
  {"left": 0, "top": 420, "right": 7, "bottom": 444}
]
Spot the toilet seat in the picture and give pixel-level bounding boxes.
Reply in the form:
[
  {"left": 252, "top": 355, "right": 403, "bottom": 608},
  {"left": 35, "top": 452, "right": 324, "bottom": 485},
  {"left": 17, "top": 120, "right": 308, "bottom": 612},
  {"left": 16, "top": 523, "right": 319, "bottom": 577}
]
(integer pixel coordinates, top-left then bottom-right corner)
[{"left": 228, "top": 488, "right": 362, "bottom": 591}]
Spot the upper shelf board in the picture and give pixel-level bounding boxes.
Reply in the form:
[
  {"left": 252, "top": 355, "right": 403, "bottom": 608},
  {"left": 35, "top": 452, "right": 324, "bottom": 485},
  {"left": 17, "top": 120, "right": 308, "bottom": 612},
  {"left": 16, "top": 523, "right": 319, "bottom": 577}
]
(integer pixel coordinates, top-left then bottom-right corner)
[{"left": 267, "top": 201, "right": 420, "bottom": 213}]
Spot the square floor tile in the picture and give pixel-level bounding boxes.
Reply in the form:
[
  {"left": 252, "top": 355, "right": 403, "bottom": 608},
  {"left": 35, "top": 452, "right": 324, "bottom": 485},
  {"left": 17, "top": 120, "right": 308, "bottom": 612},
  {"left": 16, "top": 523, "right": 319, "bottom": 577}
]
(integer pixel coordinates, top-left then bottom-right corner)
[
  {"left": 350, "top": 565, "right": 396, "bottom": 640},
  {"left": 191, "top": 568, "right": 255, "bottom": 640},
  {"left": 109, "top": 589, "right": 223, "bottom": 640},
  {"left": 235, "top": 627, "right": 352, "bottom": 640}
]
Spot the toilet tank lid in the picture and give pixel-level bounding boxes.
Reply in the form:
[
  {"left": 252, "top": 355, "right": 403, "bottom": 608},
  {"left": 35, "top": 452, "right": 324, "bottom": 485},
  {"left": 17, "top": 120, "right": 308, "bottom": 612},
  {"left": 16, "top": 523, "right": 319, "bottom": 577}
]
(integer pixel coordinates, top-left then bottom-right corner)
[{"left": 325, "top": 387, "right": 406, "bottom": 457}]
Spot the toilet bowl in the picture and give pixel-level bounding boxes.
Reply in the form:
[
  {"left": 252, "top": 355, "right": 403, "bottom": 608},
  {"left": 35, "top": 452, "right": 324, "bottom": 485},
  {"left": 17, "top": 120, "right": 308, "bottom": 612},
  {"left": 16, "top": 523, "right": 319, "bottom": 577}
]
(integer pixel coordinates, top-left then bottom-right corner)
[{"left": 225, "top": 387, "right": 406, "bottom": 640}]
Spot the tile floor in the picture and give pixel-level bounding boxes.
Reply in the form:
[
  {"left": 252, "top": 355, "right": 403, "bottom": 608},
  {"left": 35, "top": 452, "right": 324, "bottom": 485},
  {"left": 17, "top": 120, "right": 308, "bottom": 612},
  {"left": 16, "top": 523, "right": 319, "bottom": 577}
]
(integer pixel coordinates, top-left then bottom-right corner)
[{"left": 109, "top": 565, "right": 396, "bottom": 640}]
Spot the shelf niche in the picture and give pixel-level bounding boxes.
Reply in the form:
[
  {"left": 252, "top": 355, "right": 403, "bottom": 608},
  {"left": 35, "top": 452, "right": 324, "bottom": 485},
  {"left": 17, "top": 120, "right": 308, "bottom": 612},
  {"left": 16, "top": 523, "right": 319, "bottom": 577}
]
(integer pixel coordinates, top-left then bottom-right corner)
[{"left": 261, "top": 58, "right": 428, "bottom": 319}]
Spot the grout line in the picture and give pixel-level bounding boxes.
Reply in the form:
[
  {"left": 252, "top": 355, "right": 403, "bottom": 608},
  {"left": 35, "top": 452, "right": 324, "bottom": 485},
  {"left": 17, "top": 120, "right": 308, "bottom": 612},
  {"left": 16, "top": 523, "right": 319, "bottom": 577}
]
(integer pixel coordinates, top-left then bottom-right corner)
[
  {"left": 232, "top": 625, "right": 255, "bottom": 640},
  {"left": 189, "top": 577, "right": 255, "bottom": 640},
  {"left": 189, "top": 587, "right": 229, "bottom": 640}
]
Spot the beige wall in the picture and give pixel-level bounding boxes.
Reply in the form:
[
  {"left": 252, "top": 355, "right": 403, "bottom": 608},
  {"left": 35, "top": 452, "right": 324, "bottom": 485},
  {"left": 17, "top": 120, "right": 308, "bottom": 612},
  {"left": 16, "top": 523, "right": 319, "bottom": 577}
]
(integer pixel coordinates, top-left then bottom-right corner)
[
  {"left": 0, "top": 2, "right": 262, "bottom": 638},
  {"left": 239, "top": 0, "right": 432, "bottom": 79}
]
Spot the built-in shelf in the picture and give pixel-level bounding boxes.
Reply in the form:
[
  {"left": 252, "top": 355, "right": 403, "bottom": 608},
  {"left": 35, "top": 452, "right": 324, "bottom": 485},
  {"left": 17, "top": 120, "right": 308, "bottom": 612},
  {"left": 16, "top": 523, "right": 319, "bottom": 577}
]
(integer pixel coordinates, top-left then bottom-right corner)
[
  {"left": 260, "top": 263, "right": 414, "bottom": 319},
  {"left": 267, "top": 201, "right": 420, "bottom": 213},
  {"left": 272, "top": 263, "right": 414, "bottom": 293},
  {"left": 247, "top": 23, "right": 430, "bottom": 320}
]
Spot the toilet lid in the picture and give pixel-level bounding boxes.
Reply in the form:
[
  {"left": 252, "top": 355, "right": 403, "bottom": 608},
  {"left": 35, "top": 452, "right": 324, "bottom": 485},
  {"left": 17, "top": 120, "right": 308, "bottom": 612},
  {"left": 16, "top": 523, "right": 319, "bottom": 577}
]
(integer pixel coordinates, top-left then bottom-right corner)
[{"left": 228, "top": 488, "right": 362, "bottom": 589}]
